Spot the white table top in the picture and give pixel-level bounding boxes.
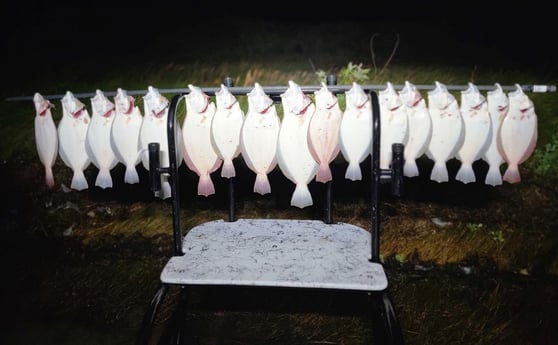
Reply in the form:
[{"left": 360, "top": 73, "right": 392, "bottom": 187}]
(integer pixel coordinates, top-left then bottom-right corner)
[{"left": 161, "top": 218, "right": 387, "bottom": 291}]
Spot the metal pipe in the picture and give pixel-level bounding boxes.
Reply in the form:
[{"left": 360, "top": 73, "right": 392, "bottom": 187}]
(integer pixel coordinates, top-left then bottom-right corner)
[
  {"left": 6, "top": 83, "right": 555, "bottom": 101},
  {"left": 223, "top": 77, "right": 236, "bottom": 222}
]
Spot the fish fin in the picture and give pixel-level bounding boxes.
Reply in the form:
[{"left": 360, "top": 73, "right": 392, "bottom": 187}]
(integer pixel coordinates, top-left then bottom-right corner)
[
  {"left": 254, "top": 173, "right": 271, "bottom": 195},
  {"left": 455, "top": 164, "right": 476, "bottom": 184},
  {"left": 315, "top": 163, "right": 332, "bottom": 183},
  {"left": 45, "top": 167, "right": 55, "bottom": 188},
  {"left": 430, "top": 162, "right": 449, "bottom": 183},
  {"left": 71, "top": 170, "right": 89, "bottom": 191},
  {"left": 484, "top": 166, "right": 503, "bottom": 186},
  {"left": 124, "top": 165, "right": 140, "bottom": 184},
  {"left": 95, "top": 168, "right": 113, "bottom": 189},
  {"left": 403, "top": 159, "right": 419, "bottom": 177},
  {"left": 345, "top": 162, "right": 362, "bottom": 181},
  {"left": 503, "top": 164, "right": 521, "bottom": 184},
  {"left": 291, "top": 183, "right": 313, "bottom": 208},
  {"left": 198, "top": 174, "right": 216, "bottom": 197},
  {"left": 220, "top": 159, "right": 236, "bottom": 178}
]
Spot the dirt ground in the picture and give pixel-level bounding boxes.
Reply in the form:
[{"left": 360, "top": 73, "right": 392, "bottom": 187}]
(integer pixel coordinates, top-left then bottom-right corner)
[{"left": 0, "top": 149, "right": 557, "bottom": 345}]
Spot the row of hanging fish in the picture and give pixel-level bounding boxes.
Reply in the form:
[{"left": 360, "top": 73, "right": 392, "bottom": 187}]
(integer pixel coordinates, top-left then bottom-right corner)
[{"left": 33, "top": 80, "right": 537, "bottom": 208}]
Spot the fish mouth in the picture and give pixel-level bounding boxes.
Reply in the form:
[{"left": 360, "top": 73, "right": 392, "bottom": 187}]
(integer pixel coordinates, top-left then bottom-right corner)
[
  {"left": 103, "top": 107, "right": 115, "bottom": 117},
  {"left": 152, "top": 104, "right": 168, "bottom": 118},
  {"left": 124, "top": 97, "right": 134, "bottom": 114},
  {"left": 297, "top": 101, "right": 312, "bottom": 115},
  {"left": 326, "top": 99, "right": 338, "bottom": 110},
  {"left": 226, "top": 99, "right": 238, "bottom": 110},
  {"left": 199, "top": 94, "right": 210, "bottom": 113},
  {"left": 71, "top": 106, "right": 85, "bottom": 118},
  {"left": 411, "top": 96, "right": 422, "bottom": 107},
  {"left": 497, "top": 105, "right": 508, "bottom": 112},
  {"left": 471, "top": 100, "right": 486, "bottom": 111},
  {"left": 39, "top": 101, "right": 53, "bottom": 116}
]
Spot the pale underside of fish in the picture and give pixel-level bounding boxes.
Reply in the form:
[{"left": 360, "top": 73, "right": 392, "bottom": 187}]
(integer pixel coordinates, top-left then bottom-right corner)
[
  {"left": 239, "top": 83, "right": 280, "bottom": 195},
  {"left": 58, "top": 91, "right": 91, "bottom": 191},
  {"left": 455, "top": 83, "right": 491, "bottom": 184},
  {"left": 379, "top": 82, "right": 409, "bottom": 170},
  {"left": 339, "top": 83, "right": 372, "bottom": 181},
  {"left": 482, "top": 83, "right": 509, "bottom": 186},
  {"left": 277, "top": 81, "right": 318, "bottom": 208},
  {"left": 307, "top": 82, "right": 342, "bottom": 183},
  {"left": 139, "top": 86, "right": 179, "bottom": 199},
  {"left": 398, "top": 81, "right": 432, "bottom": 177},
  {"left": 426, "top": 82, "right": 464, "bottom": 183},
  {"left": 86, "top": 90, "right": 118, "bottom": 189},
  {"left": 33, "top": 93, "right": 58, "bottom": 188},
  {"left": 182, "top": 85, "right": 222, "bottom": 197},
  {"left": 498, "top": 85, "right": 538, "bottom": 184},
  {"left": 111, "top": 88, "right": 143, "bottom": 184},
  {"left": 211, "top": 84, "right": 245, "bottom": 178}
]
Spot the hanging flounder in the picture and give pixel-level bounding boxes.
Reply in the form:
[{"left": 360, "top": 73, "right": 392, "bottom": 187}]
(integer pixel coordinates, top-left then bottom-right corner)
[
  {"left": 182, "top": 84, "right": 222, "bottom": 196},
  {"left": 398, "top": 81, "right": 432, "bottom": 177},
  {"left": 277, "top": 80, "right": 318, "bottom": 208},
  {"left": 482, "top": 83, "right": 509, "bottom": 186},
  {"left": 139, "top": 86, "right": 179, "bottom": 199},
  {"left": 339, "top": 82, "right": 372, "bottom": 181},
  {"left": 307, "top": 82, "right": 342, "bottom": 183},
  {"left": 86, "top": 90, "right": 118, "bottom": 189},
  {"left": 111, "top": 88, "right": 143, "bottom": 184},
  {"left": 378, "top": 82, "right": 409, "bottom": 170},
  {"left": 211, "top": 84, "right": 245, "bottom": 178},
  {"left": 498, "top": 84, "right": 538, "bottom": 184},
  {"left": 455, "top": 83, "right": 491, "bottom": 184},
  {"left": 58, "top": 91, "right": 91, "bottom": 191},
  {"left": 33, "top": 93, "right": 58, "bottom": 188},
  {"left": 426, "top": 81, "right": 464, "bottom": 183},
  {"left": 239, "top": 83, "right": 280, "bottom": 195}
]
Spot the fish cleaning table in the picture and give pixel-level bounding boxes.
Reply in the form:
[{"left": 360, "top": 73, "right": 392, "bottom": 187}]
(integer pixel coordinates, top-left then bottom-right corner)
[{"left": 135, "top": 77, "right": 405, "bottom": 345}]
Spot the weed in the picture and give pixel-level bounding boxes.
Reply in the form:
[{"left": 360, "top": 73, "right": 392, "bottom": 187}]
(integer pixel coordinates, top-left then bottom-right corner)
[
  {"left": 531, "top": 133, "right": 558, "bottom": 177},
  {"left": 315, "top": 62, "right": 370, "bottom": 85}
]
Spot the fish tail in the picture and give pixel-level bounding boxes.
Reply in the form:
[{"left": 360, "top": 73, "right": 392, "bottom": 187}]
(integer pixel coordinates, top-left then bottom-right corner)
[
  {"left": 484, "top": 166, "right": 503, "bottom": 186},
  {"left": 45, "top": 166, "right": 55, "bottom": 188},
  {"left": 403, "top": 159, "right": 419, "bottom": 178},
  {"left": 254, "top": 173, "right": 271, "bottom": 195},
  {"left": 220, "top": 159, "right": 236, "bottom": 178},
  {"left": 291, "top": 183, "right": 313, "bottom": 209},
  {"left": 71, "top": 170, "right": 89, "bottom": 191},
  {"left": 124, "top": 165, "right": 140, "bottom": 184},
  {"left": 430, "top": 162, "right": 449, "bottom": 183},
  {"left": 503, "top": 164, "right": 521, "bottom": 184},
  {"left": 95, "top": 168, "right": 113, "bottom": 189},
  {"left": 455, "top": 164, "right": 476, "bottom": 184},
  {"left": 315, "top": 163, "right": 332, "bottom": 183},
  {"left": 198, "top": 174, "right": 216, "bottom": 197},
  {"left": 345, "top": 162, "right": 362, "bottom": 181}
]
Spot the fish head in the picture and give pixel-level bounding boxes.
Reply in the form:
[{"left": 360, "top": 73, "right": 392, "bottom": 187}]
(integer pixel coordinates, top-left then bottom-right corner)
[
  {"left": 461, "top": 83, "right": 485, "bottom": 110},
  {"left": 61, "top": 91, "right": 86, "bottom": 118},
  {"left": 314, "top": 82, "right": 338, "bottom": 109},
  {"left": 346, "top": 82, "right": 369, "bottom": 109},
  {"left": 91, "top": 89, "right": 115, "bottom": 118},
  {"left": 215, "top": 84, "right": 237, "bottom": 110},
  {"left": 186, "top": 84, "right": 211, "bottom": 114},
  {"left": 487, "top": 83, "right": 509, "bottom": 112},
  {"left": 280, "top": 80, "right": 312, "bottom": 115},
  {"left": 144, "top": 86, "right": 169, "bottom": 118},
  {"left": 114, "top": 88, "right": 135, "bottom": 115},
  {"left": 428, "top": 82, "right": 455, "bottom": 109},
  {"left": 399, "top": 81, "right": 423, "bottom": 107},
  {"left": 33, "top": 92, "right": 53, "bottom": 116},
  {"left": 247, "top": 83, "right": 273, "bottom": 114},
  {"left": 509, "top": 84, "right": 534, "bottom": 113},
  {"left": 379, "top": 82, "right": 402, "bottom": 110}
]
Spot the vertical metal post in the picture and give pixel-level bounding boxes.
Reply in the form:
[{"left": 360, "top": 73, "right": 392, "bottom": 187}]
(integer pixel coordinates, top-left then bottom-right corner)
[
  {"left": 223, "top": 77, "right": 236, "bottom": 222},
  {"left": 167, "top": 94, "right": 184, "bottom": 256},
  {"left": 324, "top": 74, "right": 337, "bottom": 224},
  {"left": 370, "top": 90, "right": 381, "bottom": 262}
]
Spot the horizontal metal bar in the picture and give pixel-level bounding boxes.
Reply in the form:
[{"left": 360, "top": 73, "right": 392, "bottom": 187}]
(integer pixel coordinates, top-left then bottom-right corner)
[{"left": 5, "top": 83, "right": 556, "bottom": 102}]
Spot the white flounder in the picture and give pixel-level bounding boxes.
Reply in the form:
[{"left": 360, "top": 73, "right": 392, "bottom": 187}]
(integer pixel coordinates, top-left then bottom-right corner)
[{"left": 33, "top": 92, "right": 58, "bottom": 188}]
